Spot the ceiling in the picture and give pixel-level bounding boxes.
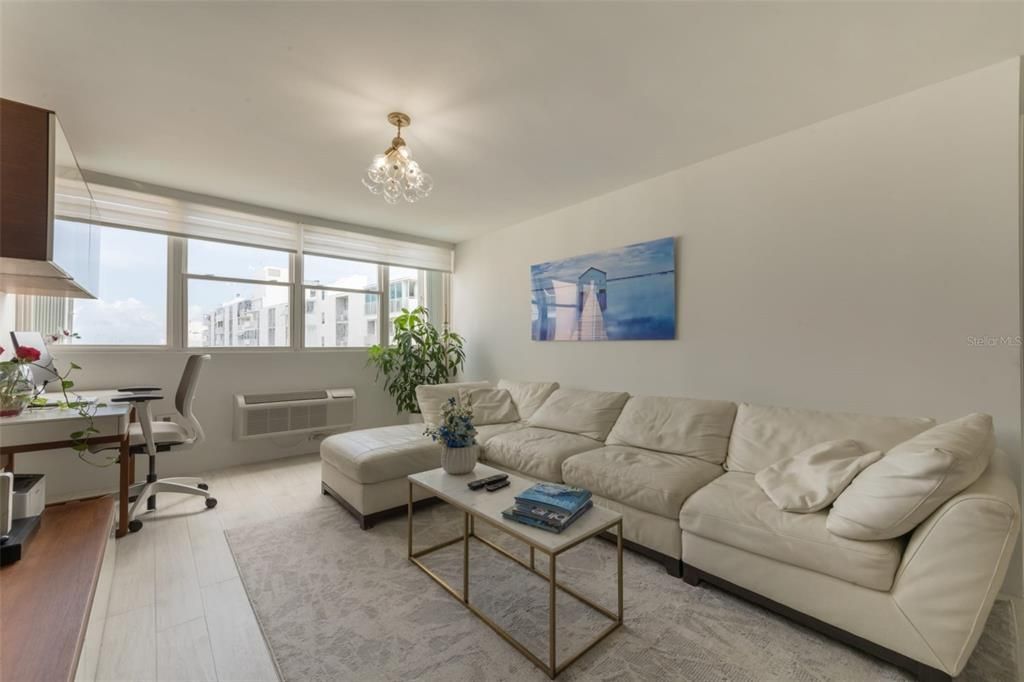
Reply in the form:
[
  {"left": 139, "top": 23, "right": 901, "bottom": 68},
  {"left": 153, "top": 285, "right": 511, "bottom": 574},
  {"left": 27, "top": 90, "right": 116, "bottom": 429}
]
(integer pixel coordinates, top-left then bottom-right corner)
[{"left": 2, "top": 2, "right": 1022, "bottom": 244}]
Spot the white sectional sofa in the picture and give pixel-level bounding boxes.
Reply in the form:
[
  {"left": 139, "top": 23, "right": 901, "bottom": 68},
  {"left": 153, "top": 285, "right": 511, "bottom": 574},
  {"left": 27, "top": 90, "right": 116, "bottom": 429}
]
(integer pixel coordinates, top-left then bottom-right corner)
[{"left": 320, "top": 380, "right": 1020, "bottom": 681}]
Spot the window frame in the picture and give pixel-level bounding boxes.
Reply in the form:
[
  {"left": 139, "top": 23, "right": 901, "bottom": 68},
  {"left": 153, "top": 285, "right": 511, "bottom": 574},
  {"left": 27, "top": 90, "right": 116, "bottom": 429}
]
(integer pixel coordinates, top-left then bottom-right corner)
[
  {"left": 15, "top": 228, "right": 449, "bottom": 353},
  {"left": 298, "top": 253, "right": 387, "bottom": 351},
  {"left": 28, "top": 224, "right": 174, "bottom": 352},
  {"left": 182, "top": 238, "right": 296, "bottom": 352}
]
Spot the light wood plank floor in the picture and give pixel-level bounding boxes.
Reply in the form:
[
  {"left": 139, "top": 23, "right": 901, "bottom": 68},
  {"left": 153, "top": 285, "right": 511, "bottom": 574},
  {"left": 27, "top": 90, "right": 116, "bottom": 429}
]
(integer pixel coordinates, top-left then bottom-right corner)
[{"left": 92, "top": 453, "right": 336, "bottom": 682}]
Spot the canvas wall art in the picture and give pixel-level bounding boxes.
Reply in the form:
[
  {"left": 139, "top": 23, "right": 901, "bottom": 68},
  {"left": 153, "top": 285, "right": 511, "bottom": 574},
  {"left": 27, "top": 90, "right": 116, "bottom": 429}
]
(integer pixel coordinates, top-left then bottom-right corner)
[{"left": 530, "top": 237, "right": 676, "bottom": 341}]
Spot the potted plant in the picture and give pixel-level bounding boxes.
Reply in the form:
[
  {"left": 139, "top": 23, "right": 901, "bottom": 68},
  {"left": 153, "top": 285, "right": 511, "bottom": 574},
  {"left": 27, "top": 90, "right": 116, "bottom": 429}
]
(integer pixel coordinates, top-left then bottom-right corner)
[
  {"left": 367, "top": 306, "right": 466, "bottom": 419},
  {"left": 0, "top": 346, "right": 39, "bottom": 417},
  {"left": 424, "top": 397, "right": 478, "bottom": 474}
]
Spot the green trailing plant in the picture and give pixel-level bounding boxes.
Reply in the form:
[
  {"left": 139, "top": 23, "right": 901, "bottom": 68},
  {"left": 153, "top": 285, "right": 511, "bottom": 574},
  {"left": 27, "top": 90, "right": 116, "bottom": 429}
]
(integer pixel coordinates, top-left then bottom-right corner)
[
  {"left": 2, "top": 331, "right": 110, "bottom": 465},
  {"left": 367, "top": 307, "right": 466, "bottom": 414}
]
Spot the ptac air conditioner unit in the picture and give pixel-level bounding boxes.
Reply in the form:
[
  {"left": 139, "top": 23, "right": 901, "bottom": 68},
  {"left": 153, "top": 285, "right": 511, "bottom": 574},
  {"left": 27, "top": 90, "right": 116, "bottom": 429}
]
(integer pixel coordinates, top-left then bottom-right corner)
[{"left": 233, "top": 388, "right": 355, "bottom": 440}]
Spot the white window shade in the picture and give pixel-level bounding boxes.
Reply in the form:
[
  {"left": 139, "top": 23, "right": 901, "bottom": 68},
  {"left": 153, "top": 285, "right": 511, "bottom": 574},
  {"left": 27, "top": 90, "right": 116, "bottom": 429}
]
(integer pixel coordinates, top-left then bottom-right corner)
[
  {"left": 56, "top": 182, "right": 301, "bottom": 252},
  {"left": 54, "top": 179, "right": 453, "bottom": 272},
  {"left": 302, "top": 223, "right": 453, "bottom": 273}
]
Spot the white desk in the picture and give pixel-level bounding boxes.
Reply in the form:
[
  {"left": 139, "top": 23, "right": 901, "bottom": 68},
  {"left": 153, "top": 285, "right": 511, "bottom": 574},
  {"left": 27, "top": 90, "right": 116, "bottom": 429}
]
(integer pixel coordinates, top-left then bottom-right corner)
[{"left": 0, "top": 389, "right": 136, "bottom": 538}]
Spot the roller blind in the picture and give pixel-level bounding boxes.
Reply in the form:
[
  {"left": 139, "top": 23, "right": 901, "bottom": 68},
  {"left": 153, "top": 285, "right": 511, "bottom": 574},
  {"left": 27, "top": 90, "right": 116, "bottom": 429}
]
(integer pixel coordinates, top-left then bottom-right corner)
[
  {"left": 55, "top": 180, "right": 454, "bottom": 272},
  {"left": 56, "top": 182, "right": 301, "bottom": 252},
  {"left": 302, "top": 223, "right": 453, "bottom": 272}
]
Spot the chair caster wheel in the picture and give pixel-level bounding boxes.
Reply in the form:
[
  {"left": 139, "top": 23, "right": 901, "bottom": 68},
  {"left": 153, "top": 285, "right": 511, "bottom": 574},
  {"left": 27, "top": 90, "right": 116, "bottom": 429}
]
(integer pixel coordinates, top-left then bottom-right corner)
[
  {"left": 128, "top": 519, "right": 143, "bottom": 533},
  {"left": 197, "top": 483, "right": 209, "bottom": 490},
  {"left": 205, "top": 497, "right": 218, "bottom": 509}
]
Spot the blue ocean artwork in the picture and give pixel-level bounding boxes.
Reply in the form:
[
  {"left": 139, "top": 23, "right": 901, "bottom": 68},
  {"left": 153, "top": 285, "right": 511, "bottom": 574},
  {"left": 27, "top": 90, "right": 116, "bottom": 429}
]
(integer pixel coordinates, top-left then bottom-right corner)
[{"left": 530, "top": 237, "right": 676, "bottom": 341}]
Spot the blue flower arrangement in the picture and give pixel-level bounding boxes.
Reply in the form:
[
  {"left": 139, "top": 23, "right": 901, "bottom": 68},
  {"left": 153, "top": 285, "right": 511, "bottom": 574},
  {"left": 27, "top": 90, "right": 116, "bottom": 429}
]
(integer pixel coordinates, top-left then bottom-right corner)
[{"left": 424, "top": 396, "right": 477, "bottom": 448}]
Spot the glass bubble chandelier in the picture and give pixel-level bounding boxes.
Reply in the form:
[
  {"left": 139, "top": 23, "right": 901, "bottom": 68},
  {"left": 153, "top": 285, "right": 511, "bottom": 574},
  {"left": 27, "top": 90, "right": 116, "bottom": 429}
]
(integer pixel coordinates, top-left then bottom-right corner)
[{"left": 362, "top": 111, "right": 433, "bottom": 204}]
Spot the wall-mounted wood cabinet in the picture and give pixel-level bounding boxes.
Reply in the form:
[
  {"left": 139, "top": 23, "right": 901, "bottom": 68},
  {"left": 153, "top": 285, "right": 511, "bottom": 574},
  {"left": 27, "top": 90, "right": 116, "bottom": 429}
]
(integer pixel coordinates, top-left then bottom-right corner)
[{"left": 0, "top": 98, "right": 99, "bottom": 298}]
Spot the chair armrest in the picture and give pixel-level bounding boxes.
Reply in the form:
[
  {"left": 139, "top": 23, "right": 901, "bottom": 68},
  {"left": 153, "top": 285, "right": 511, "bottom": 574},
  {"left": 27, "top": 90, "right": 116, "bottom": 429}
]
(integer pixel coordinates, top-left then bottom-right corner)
[
  {"left": 890, "top": 467, "right": 1020, "bottom": 675},
  {"left": 110, "top": 394, "right": 164, "bottom": 403},
  {"left": 117, "top": 386, "right": 161, "bottom": 393}
]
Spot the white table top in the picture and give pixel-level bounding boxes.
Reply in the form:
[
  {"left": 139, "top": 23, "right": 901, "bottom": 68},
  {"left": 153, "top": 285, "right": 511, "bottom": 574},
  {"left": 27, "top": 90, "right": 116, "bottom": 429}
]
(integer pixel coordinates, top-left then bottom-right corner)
[
  {"left": 0, "top": 390, "right": 129, "bottom": 426},
  {"left": 409, "top": 464, "right": 621, "bottom": 554},
  {"left": 0, "top": 389, "right": 133, "bottom": 449}
]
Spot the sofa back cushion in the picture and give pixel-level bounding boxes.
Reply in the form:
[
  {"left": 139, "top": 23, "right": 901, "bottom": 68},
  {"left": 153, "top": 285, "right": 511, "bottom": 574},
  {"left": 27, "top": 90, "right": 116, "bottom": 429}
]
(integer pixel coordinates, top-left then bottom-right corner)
[
  {"left": 755, "top": 440, "right": 882, "bottom": 513},
  {"left": 606, "top": 395, "right": 737, "bottom": 464},
  {"left": 497, "top": 379, "right": 559, "bottom": 420},
  {"left": 827, "top": 413, "right": 995, "bottom": 540},
  {"left": 527, "top": 388, "right": 630, "bottom": 441},
  {"left": 460, "top": 387, "right": 520, "bottom": 426},
  {"left": 415, "top": 381, "right": 490, "bottom": 427},
  {"left": 725, "top": 403, "right": 934, "bottom": 474}
]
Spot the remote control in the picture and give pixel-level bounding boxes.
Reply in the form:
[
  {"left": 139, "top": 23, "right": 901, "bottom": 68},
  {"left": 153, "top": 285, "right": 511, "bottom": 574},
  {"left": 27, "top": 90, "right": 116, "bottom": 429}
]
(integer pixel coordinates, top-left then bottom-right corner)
[
  {"left": 467, "top": 474, "right": 508, "bottom": 490},
  {"left": 485, "top": 479, "right": 511, "bottom": 492}
]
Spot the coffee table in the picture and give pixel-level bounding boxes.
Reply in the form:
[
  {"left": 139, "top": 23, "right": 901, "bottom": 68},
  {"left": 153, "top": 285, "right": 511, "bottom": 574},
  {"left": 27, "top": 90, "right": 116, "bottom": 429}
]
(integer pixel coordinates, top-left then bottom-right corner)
[{"left": 407, "top": 464, "right": 623, "bottom": 679}]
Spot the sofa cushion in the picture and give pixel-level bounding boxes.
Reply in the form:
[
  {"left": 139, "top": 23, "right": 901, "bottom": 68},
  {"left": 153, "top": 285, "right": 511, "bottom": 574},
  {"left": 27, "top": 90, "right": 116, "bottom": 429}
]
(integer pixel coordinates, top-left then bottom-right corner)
[
  {"left": 482, "top": 427, "right": 602, "bottom": 482},
  {"left": 828, "top": 413, "right": 996, "bottom": 541},
  {"left": 562, "top": 445, "right": 723, "bottom": 518},
  {"left": 755, "top": 440, "right": 882, "bottom": 513},
  {"left": 320, "top": 424, "right": 439, "bottom": 485},
  {"left": 527, "top": 388, "right": 630, "bottom": 441},
  {"left": 680, "top": 472, "right": 903, "bottom": 591},
  {"left": 415, "top": 381, "right": 490, "bottom": 427},
  {"left": 726, "top": 402, "right": 934, "bottom": 474},
  {"left": 475, "top": 422, "right": 526, "bottom": 444},
  {"left": 460, "top": 387, "right": 519, "bottom": 425},
  {"left": 497, "top": 379, "right": 559, "bottom": 420},
  {"left": 606, "top": 395, "right": 737, "bottom": 464}
]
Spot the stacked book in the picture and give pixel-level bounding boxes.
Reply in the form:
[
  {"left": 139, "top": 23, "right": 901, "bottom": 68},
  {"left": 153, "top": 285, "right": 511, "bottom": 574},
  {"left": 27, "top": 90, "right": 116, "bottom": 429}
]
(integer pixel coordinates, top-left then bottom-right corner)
[{"left": 501, "top": 483, "right": 593, "bottom": 533}]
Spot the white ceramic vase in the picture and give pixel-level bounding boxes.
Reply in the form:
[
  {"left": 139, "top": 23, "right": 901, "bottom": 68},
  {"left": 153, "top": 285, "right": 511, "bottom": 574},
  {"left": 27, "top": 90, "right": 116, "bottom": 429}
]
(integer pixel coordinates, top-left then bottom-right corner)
[{"left": 440, "top": 444, "right": 479, "bottom": 475}]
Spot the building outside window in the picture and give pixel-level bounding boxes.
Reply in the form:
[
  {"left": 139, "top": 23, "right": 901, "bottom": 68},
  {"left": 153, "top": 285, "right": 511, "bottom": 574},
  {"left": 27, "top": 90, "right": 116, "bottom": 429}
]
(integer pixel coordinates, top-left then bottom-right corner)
[
  {"left": 187, "top": 239, "right": 291, "bottom": 348},
  {"left": 302, "top": 255, "right": 381, "bottom": 348}
]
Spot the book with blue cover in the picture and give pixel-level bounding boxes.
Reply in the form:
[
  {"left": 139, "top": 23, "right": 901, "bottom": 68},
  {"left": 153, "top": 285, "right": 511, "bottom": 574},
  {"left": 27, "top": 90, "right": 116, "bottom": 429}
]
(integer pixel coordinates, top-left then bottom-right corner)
[
  {"left": 502, "top": 500, "right": 593, "bottom": 534},
  {"left": 514, "top": 483, "right": 592, "bottom": 515}
]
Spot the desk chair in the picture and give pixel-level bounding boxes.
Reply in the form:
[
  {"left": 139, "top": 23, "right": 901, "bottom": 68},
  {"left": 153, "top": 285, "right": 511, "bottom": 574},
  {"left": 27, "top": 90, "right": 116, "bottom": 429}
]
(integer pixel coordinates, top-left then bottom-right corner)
[{"left": 91, "top": 354, "right": 215, "bottom": 533}]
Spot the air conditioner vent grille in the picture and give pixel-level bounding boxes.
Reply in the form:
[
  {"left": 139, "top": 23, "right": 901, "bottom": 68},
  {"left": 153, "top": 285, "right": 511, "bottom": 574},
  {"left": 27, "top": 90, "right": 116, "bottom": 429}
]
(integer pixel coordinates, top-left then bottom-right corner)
[
  {"left": 234, "top": 388, "right": 355, "bottom": 440},
  {"left": 244, "top": 390, "right": 328, "bottom": 405}
]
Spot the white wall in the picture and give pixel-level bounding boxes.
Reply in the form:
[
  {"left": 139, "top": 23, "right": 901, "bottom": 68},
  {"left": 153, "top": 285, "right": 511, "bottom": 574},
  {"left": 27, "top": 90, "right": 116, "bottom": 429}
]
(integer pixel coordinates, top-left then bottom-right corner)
[
  {"left": 454, "top": 60, "right": 1023, "bottom": 593},
  {"left": 12, "top": 349, "right": 402, "bottom": 501}
]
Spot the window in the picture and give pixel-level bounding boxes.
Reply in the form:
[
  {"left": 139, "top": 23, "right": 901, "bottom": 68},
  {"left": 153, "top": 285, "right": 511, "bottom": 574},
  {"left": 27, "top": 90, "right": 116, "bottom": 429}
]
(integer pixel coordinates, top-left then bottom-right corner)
[
  {"left": 186, "top": 239, "right": 292, "bottom": 347},
  {"left": 386, "top": 266, "right": 444, "bottom": 342},
  {"left": 302, "top": 255, "right": 380, "bottom": 348},
  {"left": 365, "top": 294, "right": 378, "bottom": 316},
  {"left": 7, "top": 195, "right": 452, "bottom": 351},
  {"left": 16, "top": 224, "right": 168, "bottom": 345}
]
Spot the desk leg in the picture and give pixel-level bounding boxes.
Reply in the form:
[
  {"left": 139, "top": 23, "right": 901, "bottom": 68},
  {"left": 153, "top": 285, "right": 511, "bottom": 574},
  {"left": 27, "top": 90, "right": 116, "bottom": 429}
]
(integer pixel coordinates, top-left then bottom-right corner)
[{"left": 116, "top": 434, "right": 130, "bottom": 538}]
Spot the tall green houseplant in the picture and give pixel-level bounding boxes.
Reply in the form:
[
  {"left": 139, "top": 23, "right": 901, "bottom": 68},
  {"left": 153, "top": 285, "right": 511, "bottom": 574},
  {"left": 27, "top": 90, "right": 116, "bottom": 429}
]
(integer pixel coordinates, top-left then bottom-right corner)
[{"left": 367, "top": 307, "right": 466, "bottom": 414}]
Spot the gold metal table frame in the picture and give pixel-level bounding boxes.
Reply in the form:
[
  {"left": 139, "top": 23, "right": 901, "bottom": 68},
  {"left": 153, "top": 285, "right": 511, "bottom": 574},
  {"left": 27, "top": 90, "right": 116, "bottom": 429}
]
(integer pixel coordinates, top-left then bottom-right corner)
[{"left": 407, "top": 479, "right": 624, "bottom": 679}]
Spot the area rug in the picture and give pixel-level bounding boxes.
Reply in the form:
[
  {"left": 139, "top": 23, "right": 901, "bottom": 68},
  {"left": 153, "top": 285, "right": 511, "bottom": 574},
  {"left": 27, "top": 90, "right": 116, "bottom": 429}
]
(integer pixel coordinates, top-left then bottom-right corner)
[{"left": 225, "top": 504, "right": 1018, "bottom": 681}]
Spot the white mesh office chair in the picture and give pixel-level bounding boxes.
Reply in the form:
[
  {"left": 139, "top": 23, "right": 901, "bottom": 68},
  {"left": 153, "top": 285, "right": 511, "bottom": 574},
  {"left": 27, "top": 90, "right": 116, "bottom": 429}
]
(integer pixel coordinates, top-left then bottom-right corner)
[{"left": 91, "top": 354, "right": 215, "bottom": 533}]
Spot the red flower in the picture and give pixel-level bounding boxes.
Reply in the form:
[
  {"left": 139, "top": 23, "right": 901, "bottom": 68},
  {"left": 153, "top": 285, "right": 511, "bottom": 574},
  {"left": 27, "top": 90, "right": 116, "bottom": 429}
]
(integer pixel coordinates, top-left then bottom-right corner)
[{"left": 15, "top": 346, "right": 41, "bottom": 362}]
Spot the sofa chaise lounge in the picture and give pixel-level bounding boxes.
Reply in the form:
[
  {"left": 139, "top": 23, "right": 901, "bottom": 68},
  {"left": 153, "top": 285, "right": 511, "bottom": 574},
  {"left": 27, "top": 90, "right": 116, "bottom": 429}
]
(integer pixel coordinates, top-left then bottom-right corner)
[{"left": 320, "top": 379, "right": 1020, "bottom": 681}]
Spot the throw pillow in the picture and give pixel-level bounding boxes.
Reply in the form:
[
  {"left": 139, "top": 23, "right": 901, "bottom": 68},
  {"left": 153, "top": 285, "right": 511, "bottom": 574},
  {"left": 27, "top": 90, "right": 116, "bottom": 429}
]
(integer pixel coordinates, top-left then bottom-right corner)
[
  {"left": 461, "top": 387, "right": 520, "bottom": 425},
  {"left": 415, "top": 381, "right": 490, "bottom": 427},
  {"left": 827, "top": 413, "right": 995, "bottom": 540},
  {"left": 755, "top": 440, "right": 881, "bottom": 513}
]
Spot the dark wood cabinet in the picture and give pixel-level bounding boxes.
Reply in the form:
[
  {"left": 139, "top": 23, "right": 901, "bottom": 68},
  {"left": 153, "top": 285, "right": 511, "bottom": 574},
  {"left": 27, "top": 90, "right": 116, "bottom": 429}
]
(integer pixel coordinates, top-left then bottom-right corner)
[{"left": 0, "top": 98, "right": 99, "bottom": 298}]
